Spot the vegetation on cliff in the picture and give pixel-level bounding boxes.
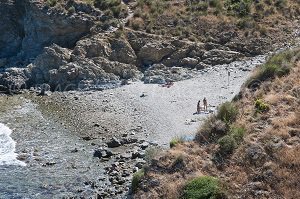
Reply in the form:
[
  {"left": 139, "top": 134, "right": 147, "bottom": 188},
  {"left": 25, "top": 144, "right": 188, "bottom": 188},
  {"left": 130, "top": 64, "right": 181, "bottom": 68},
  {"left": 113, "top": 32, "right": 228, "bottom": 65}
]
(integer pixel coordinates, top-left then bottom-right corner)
[{"left": 133, "top": 48, "right": 300, "bottom": 198}]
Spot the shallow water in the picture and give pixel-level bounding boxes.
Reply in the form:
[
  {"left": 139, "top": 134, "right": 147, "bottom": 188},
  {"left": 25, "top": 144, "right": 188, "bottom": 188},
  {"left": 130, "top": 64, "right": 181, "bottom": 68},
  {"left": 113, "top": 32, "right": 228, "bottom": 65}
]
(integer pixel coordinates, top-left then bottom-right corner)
[{"left": 0, "top": 99, "right": 106, "bottom": 198}]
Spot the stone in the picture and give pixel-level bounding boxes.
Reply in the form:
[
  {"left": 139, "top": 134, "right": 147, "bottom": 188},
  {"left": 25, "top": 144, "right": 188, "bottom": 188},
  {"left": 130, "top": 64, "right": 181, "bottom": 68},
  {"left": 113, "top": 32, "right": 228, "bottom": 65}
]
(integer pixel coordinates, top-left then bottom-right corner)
[
  {"left": 180, "top": 57, "right": 199, "bottom": 68},
  {"left": 138, "top": 42, "right": 175, "bottom": 65},
  {"left": 107, "top": 137, "right": 122, "bottom": 148},
  {"left": 109, "top": 38, "right": 137, "bottom": 64},
  {"left": 121, "top": 138, "right": 138, "bottom": 145},
  {"left": 140, "top": 142, "right": 149, "bottom": 150},
  {"left": 135, "top": 159, "right": 146, "bottom": 169},
  {"left": 202, "top": 49, "right": 244, "bottom": 65}
]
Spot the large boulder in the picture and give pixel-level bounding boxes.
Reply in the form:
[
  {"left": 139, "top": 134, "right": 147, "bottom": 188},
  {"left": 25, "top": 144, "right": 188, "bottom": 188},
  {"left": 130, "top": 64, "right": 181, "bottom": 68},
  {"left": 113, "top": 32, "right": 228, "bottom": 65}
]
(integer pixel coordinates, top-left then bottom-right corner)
[
  {"left": 93, "top": 57, "right": 142, "bottom": 80},
  {"left": 109, "top": 38, "right": 137, "bottom": 64},
  {"left": 71, "top": 37, "right": 112, "bottom": 60},
  {"left": 138, "top": 42, "right": 176, "bottom": 65},
  {"left": 48, "top": 59, "right": 117, "bottom": 91},
  {"left": 202, "top": 49, "right": 244, "bottom": 65},
  {"left": 0, "top": 67, "right": 30, "bottom": 90},
  {"left": 31, "top": 44, "right": 71, "bottom": 84}
]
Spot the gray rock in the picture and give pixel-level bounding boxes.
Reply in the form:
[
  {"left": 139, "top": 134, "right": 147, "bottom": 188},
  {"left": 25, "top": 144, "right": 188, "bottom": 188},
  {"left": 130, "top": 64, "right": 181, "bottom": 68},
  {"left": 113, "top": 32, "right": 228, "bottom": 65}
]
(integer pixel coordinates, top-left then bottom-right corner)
[
  {"left": 180, "top": 57, "right": 198, "bottom": 68},
  {"left": 135, "top": 159, "right": 146, "bottom": 169},
  {"left": 109, "top": 38, "right": 137, "bottom": 64},
  {"left": 202, "top": 49, "right": 244, "bottom": 65},
  {"left": 107, "top": 137, "right": 122, "bottom": 148},
  {"left": 140, "top": 142, "right": 149, "bottom": 150},
  {"left": 138, "top": 42, "right": 175, "bottom": 65},
  {"left": 0, "top": 0, "right": 94, "bottom": 60}
]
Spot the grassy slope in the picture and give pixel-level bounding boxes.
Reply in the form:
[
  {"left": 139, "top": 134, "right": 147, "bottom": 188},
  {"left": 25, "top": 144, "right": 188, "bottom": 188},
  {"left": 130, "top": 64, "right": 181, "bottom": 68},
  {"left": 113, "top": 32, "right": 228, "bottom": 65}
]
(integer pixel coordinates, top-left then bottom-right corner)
[
  {"left": 134, "top": 49, "right": 300, "bottom": 198},
  {"left": 127, "top": 0, "right": 299, "bottom": 43}
]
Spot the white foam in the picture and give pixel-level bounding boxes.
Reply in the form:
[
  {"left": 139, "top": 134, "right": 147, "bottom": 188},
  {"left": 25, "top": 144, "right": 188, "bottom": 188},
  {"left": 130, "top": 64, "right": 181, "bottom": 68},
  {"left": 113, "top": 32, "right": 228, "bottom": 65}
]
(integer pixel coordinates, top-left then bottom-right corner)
[{"left": 0, "top": 123, "right": 26, "bottom": 166}]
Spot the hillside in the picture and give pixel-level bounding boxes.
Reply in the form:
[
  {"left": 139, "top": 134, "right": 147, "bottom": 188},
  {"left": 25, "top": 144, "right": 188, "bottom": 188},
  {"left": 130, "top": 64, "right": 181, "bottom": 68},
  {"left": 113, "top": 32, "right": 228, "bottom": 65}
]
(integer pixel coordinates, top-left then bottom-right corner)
[{"left": 133, "top": 48, "right": 300, "bottom": 198}]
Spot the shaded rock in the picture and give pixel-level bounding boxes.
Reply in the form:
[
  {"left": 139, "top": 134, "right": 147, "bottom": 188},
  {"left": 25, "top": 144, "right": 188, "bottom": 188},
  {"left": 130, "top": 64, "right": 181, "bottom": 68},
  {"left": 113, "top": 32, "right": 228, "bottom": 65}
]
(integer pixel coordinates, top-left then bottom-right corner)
[
  {"left": 121, "top": 138, "right": 138, "bottom": 145},
  {"left": 107, "top": 137, "right": 122, "bottom": 148},
  {"left": 0, "top": 58, "right": 7, "bottom": 68},
  {"left": 94, "top": 148, "right": 114, "bottom": 158}
]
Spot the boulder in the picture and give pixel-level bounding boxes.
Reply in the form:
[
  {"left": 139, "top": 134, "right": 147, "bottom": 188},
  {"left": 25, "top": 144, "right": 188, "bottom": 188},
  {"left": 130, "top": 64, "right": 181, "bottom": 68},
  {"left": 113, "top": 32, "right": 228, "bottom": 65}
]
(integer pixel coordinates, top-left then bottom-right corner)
[
  {"left": 138, "top": 42, "right": 175, "bottom": 65},
  {"left": 202, "top": 49, "right": 244, "bottom": 65},
  {"left": 71, "top": 36, "right": 112, "bottom": 60},
  {"left": 93, "top": 57, "right": 142, "bottom": 80},
  {"left": 48, "top": 59, "right": 117, "bottom": 91},
  {"left": 0, "top": 67, "right": 30, "bottom": 90},
  {"left": 107, "top": 137, "right": 122, "bottom": 148},
  {"left": 94, "top": 148, "right": 114, "bottom": 159},
  {"left": 109, "top": 38, "right": 137, "bottom": 64},
  {"left": 180, "top": 57, "right": 199, "bottom": 68},
  {"left": 31, "top": 44, "right": 71, "bottom": 84}
]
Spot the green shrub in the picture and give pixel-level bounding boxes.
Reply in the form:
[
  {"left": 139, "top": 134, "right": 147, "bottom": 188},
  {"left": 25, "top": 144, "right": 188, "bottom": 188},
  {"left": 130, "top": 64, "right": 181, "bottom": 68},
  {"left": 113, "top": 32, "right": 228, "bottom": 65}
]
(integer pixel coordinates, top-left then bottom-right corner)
[
  {"left": 195, "top": 115, "right": 227, "bottom": 143},
  {"left": 255, "top": 99, "right": 270, "bottom": 113},
  {"left": 217, "top": 102, "right": 238, "bottom": 124},
  {"left": 225, "top": 0, "right": 253, "bottom": 17},
  {"left": 182, "top": 176, "right": 226, "bottom": 199},
  {"left": 230, "top": 126, "right": 245, "bottom": 144},
  {"left": 131, "top": 169, "right": 145, "bottom": 193},
  {"left": 67, "top": 6, "right": 75, "bottom": 14},
  {"left": 196, "top": 2, "right": 209, "bottom": 12},
  {"left": 170, "top": 137, "right": 184, "bottom": 148},
  {"left": 275, "top": 0, "right": 287, "bottom": 8},
  {"left": 94, "top": 0, "right": 121, "bottom": 10},
  {"left": 209, "top": 0, "right": 222, "bottom": 8},
  {"left": 217, "top": 135, "right": 237, "bottom": 154},
  {"left": 47, "top": 0, "right": 57, "bottom": 7},
  {"left": 250, "top": 49, "right": 299, "bottom": 82}
]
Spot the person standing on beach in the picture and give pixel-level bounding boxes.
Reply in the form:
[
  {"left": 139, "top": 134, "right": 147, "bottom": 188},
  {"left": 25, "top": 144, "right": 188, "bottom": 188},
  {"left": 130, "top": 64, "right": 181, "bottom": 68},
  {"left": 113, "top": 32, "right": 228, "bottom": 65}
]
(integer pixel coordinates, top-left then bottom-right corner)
[
  {"left": 197, "top": 100, "right": 201, "bottom": 114},
  {"left": 203, "top": 97, "right": 208, "bottom": 112}
]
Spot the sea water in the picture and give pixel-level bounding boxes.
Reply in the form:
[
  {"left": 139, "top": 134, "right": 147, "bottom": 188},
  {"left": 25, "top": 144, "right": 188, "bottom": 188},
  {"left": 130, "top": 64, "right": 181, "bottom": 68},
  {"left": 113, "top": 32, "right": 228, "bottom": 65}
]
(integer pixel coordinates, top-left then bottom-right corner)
[{"left": 0, "top": 123, "right": 26, "bottom": 166}]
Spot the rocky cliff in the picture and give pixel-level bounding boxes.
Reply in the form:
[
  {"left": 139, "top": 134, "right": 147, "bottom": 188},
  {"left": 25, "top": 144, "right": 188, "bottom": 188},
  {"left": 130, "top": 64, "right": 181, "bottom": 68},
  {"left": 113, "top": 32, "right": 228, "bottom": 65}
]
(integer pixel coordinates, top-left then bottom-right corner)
[{"left": 0, "top": 0, "right": 298, "bottom": 92}]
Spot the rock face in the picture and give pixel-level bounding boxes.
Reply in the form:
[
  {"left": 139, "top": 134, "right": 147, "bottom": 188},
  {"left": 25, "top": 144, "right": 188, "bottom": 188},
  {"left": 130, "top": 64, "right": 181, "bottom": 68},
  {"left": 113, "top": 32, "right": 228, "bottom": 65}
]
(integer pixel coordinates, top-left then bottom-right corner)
[
  {"left": 0, "top": 0, "right": 94, "bottom": 61},
  {"left": 0, "top": 0, "right": 24, "bottom": 59}
]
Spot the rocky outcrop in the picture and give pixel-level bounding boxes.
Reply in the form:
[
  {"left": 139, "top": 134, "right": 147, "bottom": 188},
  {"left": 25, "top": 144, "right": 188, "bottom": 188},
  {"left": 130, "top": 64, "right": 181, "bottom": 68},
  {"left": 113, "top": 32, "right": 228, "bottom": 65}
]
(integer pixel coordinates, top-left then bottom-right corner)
[
  {"left": 202, "top": 49, "right": 244, "bottom": 65},
  {"left": 0, "top": 68, "right": 30, "bottom": 90},
  {"left": 31, "top": 44, "right": 71, "bottom": 84},
  {"left": 0, "top": 0, "right": 95, "bottom": 61},
  {"left": 138, "top": 42, "right": 176, "bottom": 65}
]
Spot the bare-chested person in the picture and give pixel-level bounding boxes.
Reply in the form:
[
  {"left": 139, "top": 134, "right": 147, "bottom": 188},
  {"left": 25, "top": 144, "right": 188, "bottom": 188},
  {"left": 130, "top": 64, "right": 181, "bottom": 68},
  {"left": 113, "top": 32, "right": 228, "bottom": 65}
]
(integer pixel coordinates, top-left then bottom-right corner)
[
  {"left": 203, "top": 97, "right": 208, "bottom": 112},
  {"left": 197, "top": 100, "right": 201, "bottom": 114}
]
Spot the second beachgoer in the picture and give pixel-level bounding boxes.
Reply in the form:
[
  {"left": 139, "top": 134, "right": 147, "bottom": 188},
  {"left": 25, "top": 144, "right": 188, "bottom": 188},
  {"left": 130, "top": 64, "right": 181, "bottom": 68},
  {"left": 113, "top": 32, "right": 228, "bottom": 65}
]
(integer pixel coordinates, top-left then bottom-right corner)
[
  {"left": 203, "top": 97, "right": 208, "bottom": 112},
  {"left": 197, "top": 100, "right": 201, "bottom": 114}
]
